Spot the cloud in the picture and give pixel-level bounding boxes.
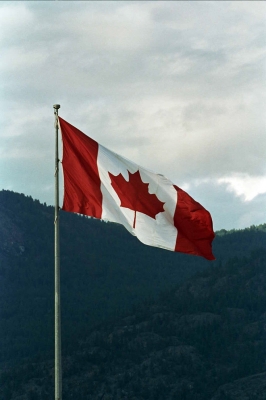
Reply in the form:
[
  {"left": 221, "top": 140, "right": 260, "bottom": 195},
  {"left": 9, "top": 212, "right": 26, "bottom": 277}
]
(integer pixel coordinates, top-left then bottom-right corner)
[
  {"left": 1, "top": 1, "right": 266, "bottom": 230},
  {"left": 218, "top": 174, "right": 266, "bottom": 201}
]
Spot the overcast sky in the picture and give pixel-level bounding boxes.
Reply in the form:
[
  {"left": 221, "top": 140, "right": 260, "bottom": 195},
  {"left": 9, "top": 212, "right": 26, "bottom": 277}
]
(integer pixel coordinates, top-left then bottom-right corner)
[{"left": 1, "top": 1, "right": 265, "bottom": 231}]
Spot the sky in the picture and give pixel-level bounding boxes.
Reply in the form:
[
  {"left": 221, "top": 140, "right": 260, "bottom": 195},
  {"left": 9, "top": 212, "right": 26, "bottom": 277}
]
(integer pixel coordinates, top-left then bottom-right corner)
[{"left": 1, "top": 1, "right": 265, "bottom": 231}]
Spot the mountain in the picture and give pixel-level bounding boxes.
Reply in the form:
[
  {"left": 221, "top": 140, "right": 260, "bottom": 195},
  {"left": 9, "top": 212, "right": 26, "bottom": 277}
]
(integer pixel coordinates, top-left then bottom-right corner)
[
  {"left": 0, "top": 189, "right": 265, "bottom": 365},
  {"left": 0, "top": 190, "right": 266, "bottom": 400},
  {"left": 0, "top": 246, "right": 265, "bottom": 399}
]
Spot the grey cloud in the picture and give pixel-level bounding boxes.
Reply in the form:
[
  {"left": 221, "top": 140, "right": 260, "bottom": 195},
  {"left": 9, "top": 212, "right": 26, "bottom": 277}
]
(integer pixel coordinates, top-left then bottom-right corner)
[{"left": 1, "top": 1, "right": 266, "bottom": 230}]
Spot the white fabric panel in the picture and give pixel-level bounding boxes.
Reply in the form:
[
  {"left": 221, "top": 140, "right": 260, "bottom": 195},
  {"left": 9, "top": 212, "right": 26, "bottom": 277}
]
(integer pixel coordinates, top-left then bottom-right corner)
[{"left": 97, "top": 144, "right": 178, "bottom": 251}]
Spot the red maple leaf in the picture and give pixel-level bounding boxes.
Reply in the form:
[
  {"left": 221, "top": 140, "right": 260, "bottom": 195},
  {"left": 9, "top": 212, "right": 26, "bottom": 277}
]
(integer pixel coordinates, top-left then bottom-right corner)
[{"left": 108, "top": 170, "right": 165, "bottom": 228}]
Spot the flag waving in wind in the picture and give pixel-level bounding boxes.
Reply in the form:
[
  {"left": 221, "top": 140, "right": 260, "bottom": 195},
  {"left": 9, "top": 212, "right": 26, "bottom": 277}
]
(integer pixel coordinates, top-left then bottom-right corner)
[{"left": 59, "top": 117, "right": 215, "bottom": 260}]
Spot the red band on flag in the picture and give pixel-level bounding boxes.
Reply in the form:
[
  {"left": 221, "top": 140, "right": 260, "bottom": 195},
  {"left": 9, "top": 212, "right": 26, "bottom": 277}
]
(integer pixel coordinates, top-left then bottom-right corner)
[
  {"left": 174, "top": 185, "right": 215, "bottom": 260},
  {"left": 59, "top": 117, "right": 102, "bottom": 218}
]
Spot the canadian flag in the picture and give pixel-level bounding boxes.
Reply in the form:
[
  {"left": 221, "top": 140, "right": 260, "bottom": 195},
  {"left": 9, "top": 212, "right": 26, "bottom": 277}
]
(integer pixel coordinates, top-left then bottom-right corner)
[{"left": 59, "top": 117, "right": 215, "bottom": 260}]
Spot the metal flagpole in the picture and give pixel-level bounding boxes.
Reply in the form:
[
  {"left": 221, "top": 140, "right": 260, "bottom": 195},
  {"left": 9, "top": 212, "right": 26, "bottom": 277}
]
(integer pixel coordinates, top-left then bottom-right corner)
[{"left": 53, "top": 104, "right": 62, "bottom": 400}]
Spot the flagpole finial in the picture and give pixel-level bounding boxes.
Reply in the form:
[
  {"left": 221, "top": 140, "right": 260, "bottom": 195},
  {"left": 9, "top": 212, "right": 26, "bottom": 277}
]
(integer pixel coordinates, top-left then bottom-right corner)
[{"left": 53, "top": 104, "right": 60, "bottom": 110}]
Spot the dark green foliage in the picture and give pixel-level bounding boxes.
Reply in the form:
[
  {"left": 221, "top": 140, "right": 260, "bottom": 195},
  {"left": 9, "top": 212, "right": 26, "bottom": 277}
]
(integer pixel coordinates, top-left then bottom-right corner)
[
  {"left": 1, "top": 249, "right": 266, "bottom": 399},
  {"left": 0, "top": 190, "right": 265, "bottom": 399},
  {"left": 0, "top": 190, "right": 265, "bottom": 363}
]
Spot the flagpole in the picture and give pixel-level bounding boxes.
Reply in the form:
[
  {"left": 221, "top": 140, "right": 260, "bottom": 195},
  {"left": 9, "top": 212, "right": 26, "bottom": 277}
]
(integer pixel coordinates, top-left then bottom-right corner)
[{"left": 53, "top": 104, "right": 62, "bottom": 400}]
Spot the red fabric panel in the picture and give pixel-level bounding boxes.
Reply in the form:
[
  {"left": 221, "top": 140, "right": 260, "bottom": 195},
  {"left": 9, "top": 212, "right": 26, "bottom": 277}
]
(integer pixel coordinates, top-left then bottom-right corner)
[
  {"left": 174, "top": 185, "right": 215, "bottom": 260},
  {"left": 59, "top": 117, "right": 102, "bottom": 218}
]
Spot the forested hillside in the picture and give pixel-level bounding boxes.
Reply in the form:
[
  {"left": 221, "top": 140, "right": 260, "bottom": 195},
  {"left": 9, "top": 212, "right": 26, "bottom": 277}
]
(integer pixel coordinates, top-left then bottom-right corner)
[
  {"left": 0, "top": 190, "right": 265, "bottom": 397},
  {"left": 0, "top": 189, "right": 265, "bottom": 364},
  {"left": 1, "top": 247, "right": 265, "bottom": 399}
]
